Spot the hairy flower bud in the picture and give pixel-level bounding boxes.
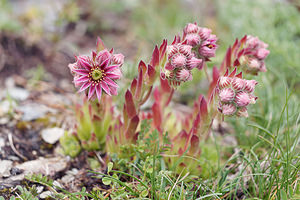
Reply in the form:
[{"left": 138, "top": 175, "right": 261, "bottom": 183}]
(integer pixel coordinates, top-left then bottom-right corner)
[
  {"left": 231, "top": 77, "right": 245, "bottom": 91},
  {"left": 176, "top": 69, "right": 192, "bottom": 82},
  {"left": 218, "top": 76, "right": 232, "bottom": 89},
  {"left": 198, "top": 27, "right": 212, "bottom": 40},
  {"left": 112, "top": 53, "right": 125, "bottom": 66},
  {"left": 219, "top": 88, "right": 235, "bottom": 102},
  {"left": 220, "top": 103, "right": 237, "bottom": 115},
  {"left": 235, "top": 91, "right": 250, "bottom": 107},
  {"left": 187, "top": 57, "right": 203, "bottom": 70},
  {"left": 244, "top": 80, "right": 258, "bottom": 93},
  {"left": 184, "top": 23, "right": 200, "bottom": 34},
  {"left": 171, "top": 54, "right": 187, "bottom": 68}
]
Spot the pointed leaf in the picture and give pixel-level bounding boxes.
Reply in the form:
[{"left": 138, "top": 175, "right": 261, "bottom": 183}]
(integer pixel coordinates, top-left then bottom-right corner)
[
  {"left": 96, "top": 37, "right": 106, "bottom": 52},
  {"left": 125, "top": 90, "right": 136, "bottom": 118},
  {"left": 125, "top": 115, "right": 139, "bottom": 141},
  {"left": 150, "top": 46, "right": 159, "bottom": 68}
]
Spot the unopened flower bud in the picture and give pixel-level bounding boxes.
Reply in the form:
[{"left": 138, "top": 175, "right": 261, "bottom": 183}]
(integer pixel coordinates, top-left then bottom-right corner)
[
  {"left": 176, "top": 69, "right": 192, "bottom": 82},
  {"left": 179, "top": 44, "right": 192, "bottom": 56},
  {"left": 112, "top": 54, "right": 125, "bottom": 66},
  {"left": 171, "top": 54, "right": 186, "bottom": 68},
  {"left": 244, "top": 80, "right": 258, "bottom": 93},
  {"left": 187, "top": 57, "right": 203, "bottom": 70},
  {"left": 185, "top": 33, "right": 201, "bottom": 46},
  {"left": 231, "top": 77, "right": 245, "bottom": 91},
  {"left": 219, "top": 88, "right": 235, "bottom": 102},
  {"left": 235, "top": 91, "right": 250, "bottom": 107},
  {"left": 221, "top": 103, "right": 236, "bottom": 115},
  {"left": 198, "top": 27, "right": 212, "bottom": 40},
  {"left": 184, "top": 23, "right": 199, "bottom": 34},
  {"left": 218, "top": 76, "right": 232, "bottom": 89}
]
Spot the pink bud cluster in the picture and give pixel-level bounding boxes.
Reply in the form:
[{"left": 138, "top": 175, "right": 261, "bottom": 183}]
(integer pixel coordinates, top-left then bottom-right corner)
[
  {"left": 69, "top": 38, "right": 124, "bottom": 102},
  {"left": 217, "top": 72, "right": 258, "bottom": 117},
  {"left": 240, "top": 35, "right": 270, "bottom": 75},
  {"left": 162, "top": 23, "right": 218, "bottom": 86}
]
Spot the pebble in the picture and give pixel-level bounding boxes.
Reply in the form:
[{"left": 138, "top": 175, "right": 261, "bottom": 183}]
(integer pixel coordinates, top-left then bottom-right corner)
[
  {"left": 41, "top": 127, "right": 65, "bottom": 144},
  {"left": 0, "top": 160, "right": 13, "bottom": 178}
]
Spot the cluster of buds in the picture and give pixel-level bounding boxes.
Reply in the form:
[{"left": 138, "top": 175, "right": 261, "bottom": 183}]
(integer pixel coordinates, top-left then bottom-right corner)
[
  {"left": 162, "top": 23, "right": 218, "bottom": 86},
  {"left": 69, "top": 37, "right": 124, "bottom": 102},
  {"left": 183, "top": 23, "right": 218, "bottom": 59},
  {"left": 239, "top": 35, "right": 270, "bottom": 75},
  {"left": 217, "top": 69, "right": 258, "bottom": 117},
  {"left": 220, "top": 35, "right": 269, "bottom": 76}
]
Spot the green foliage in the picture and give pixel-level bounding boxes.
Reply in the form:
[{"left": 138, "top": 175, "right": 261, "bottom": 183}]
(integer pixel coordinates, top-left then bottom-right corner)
[{"left": 60, "top": 131, "right": 81, "bottom": 157}]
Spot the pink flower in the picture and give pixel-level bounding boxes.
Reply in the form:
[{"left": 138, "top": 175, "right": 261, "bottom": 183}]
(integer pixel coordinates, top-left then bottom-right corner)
[
  {"left": 198, "top": 34, "right": 218, "bottom": 58},
  {"left": 219, "top": 88, "right": 235, "bottom": 102},
  {"left": 71, "top": 50, "right": 123, "bottom": 101}
]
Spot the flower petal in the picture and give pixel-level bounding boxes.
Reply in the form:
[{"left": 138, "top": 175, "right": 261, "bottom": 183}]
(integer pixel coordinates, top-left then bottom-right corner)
[
  {"left": 96, "top": 84, "right": 102, "bottom": 101},
  {"left": 74, "top": 76, "right": 89, "bottom": 83},
  {"left": 88, "top": 85, "right": 96, "bottom": 100},
  {"left": 100, "top": 81, "right": 111, "bottom": 95},
  {"left": 106, "top": 72, "right": 121, "bottom": 79},
  {"left": 103, "top": 77, "right": 119, "bottom": 88},
  {"left": 105, "top": 65, "right": 119, "bottom": 72},
  {"left": 73, "top": 69, "right": 89, "bottom": 75},
  {"left": 78, "top": 81, "right": 91, "bottom": 93}
]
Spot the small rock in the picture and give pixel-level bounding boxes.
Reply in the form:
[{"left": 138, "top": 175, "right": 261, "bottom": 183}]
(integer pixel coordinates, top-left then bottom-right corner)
[
  {"left": 16, "top": 157, "right": 68, "bottom": 176},
  {"left": 40, "top": 191, "right": 52, "bottom": 199},
  {"left": 41, "top": 127, "right": 64, "bottom": 144},
  {"left": 0, "top": 160, "right": 13, "bottom": 178},
  {"left": 17, "top": 103, "right": 57, "bottom": 121},
  {"left": 6, "top": 87, "right": 29, "bottom": 101}
]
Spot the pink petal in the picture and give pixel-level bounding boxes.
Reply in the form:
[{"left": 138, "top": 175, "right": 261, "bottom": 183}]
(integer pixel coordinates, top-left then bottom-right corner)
[
  {"left": 74, "top": 76, "right": 89, "bottom": 83},
  {"left": 78, "top": 81, "right": 91, "bottom": 93},
  {"left": 105, "top": 65, "right": 119, "bottom": 72},
  {"left": 103, "top": 78, "right": 118, "bottom": 88},
  {"left": 110, "top": 86, "right": 118, "bottom": 95},
  {"left": 100, "top": 81, "right": 111, "bottom": 95},
  {"left": 88, "top": 85, "right": 96, "bottom": 100},
  {"left": 73, "top": 69, "right": 89, "bottom": 75},
  {"left": 96, "top": 85, "right": 102, "bottom": 101},
  {"left": 106, "top": 73, "right": 121, "bottom": 79}
]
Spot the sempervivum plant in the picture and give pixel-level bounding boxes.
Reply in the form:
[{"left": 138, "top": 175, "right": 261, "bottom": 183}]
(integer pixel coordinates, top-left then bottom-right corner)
[{"left": 62, "top": 23, "right": 269, "bottom": 176}]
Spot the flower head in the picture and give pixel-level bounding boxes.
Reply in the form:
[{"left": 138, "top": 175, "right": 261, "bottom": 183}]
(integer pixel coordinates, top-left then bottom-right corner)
[
  {"left": 217, "top": 71, "right": 258, "bottom": 117},
  {"left": 240, "top": 35, "right": 269, "bottom": 75},
  {"left": 69, "top": 41, "right": 124, "bottom": 101}
]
